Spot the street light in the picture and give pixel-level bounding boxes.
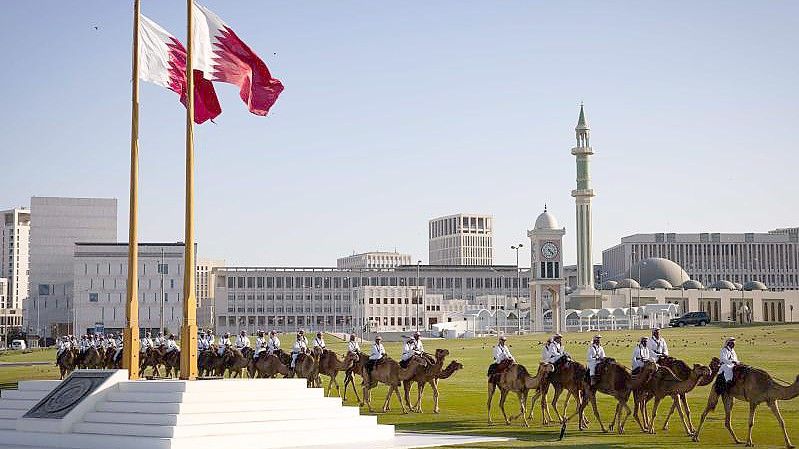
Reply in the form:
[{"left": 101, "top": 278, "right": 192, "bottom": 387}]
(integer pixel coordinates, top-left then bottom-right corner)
[{"left": 511, "top": 244, "right": 524, "bottom": 334}]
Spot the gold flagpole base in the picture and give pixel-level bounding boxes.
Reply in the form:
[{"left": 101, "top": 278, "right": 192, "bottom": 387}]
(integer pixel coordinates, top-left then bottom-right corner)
[{"left": 179, "top": 323, "right": 198, "bottom": 380}]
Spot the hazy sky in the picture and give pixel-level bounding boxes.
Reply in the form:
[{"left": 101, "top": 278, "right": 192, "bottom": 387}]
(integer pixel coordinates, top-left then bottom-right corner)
[{"left": 1, "top": 1, "right": 797, "bottom": 267}]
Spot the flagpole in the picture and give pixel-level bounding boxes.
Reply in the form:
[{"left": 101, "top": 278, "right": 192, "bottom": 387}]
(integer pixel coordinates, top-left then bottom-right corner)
[
  {"left": 180, "top": 0, "right": 199, "bottom": 380},
  {"left": 123, "top": 0, "right": 141, "bottom": 381}
]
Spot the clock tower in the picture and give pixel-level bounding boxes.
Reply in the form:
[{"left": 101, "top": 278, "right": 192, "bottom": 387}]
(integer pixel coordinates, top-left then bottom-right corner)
[{"left": 527, "top": 206, "right": 567, "bottom": 333}]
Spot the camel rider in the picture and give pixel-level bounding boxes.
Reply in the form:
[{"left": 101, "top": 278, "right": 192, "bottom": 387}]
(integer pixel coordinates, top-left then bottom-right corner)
[
  {"left": 56, "top": 336, "right": 70, "bottom": 364},
  {"left": 297, "top": 330, "right": 308, "bottom": 347},
  {"left": 206, "top": 329, "right": 215, "bottom": 347},
  {"left": 235, "top": 330, "right": 250, "bottom": 351},
  {"left": 254, "top": 331, "right": 267, "bottom": 360},
  {"left": 542, "top": 333, "right": 566, "bottom": 364},
  {"left": 365, "top": 336, "right": 386, "bottom": 381},
  {"left": 291, "top": 332, "right": 309, "bottom": 369},
  {"left": 155, "top": 332, "right": 165, "bottom": 347},
  {"left": 631, "top": 337, "right": 652, "bottom": 374},
  {"left": 347, "top": 334, "right": 360, "bottom": 355},
  {"left": 198, "top": 331, "right": 208, "bottom": 351},
  {"left": 165, "top": 334, "right": 178, "bottom": 354},
  {"left": 267, "top": 330, "right": 281, "bottom": 355},
  {"left": 400, "top": 332, "right": 424, "bottom": 367},
  {"left": 70, "top": 335, "right": 78, "bottom": 349},
  {"left": 217, "top": 332, "right": 232, "bottom": 356},
  {"left": 313, "top": 332, "right": 326, "bottom": 351},
  {"left": 493, "top": 336, "right": 514, "bottom": 365},
  {"left": 140, "top": 331, "right": 153, "bottom": 353},
  {"left": 717, "top": 337, "right": 740, "bottom": 393},
  {"left": 79, "top": 335, "right": 90, "bottom": 354},
  {"left": 647, "top": 327, "right": 669, "bottom": 362},
  {"left": 587, "top": 335, "right": 606, "bottom": 387}
]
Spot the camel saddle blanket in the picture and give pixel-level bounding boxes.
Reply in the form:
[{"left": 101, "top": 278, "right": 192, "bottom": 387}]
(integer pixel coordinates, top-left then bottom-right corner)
[{"left": 487, "top": 359, "right": 514, "bottom": 384}]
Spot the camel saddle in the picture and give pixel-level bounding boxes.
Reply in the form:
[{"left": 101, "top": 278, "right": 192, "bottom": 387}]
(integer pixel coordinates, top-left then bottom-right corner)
[{"left": 487, "top": 359, "right": 514, "bottom": 384}]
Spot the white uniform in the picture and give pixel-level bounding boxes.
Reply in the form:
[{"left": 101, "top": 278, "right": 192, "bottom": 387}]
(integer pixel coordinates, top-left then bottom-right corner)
[
  {"left": 720, "top": 345, "right": 739, "bottom": 382},
  {"left": 155, "top": 335, "right": 165, "bottom": 347},
  {"left": 255, "top": 336, "right": 267, "bottom": 357},
  {"left": 369, "top": 342, "right": 386, "bottom": 360},
  {"left": 206, "top": 333, "right": 215, "bottom": 347},
  {"left": 647, "top": 336, "right": 669, "bottom": 361},
  {"left": 400, "top": 339, "right": 424, "bottom": 362},
  {"left": 267, "top": 336, "right": 281, "bottom": 354},
  {"left": 57, "top": 339, "right": 69, "bottom": 356},
  {"left": 542, "top": 340, "right": 564, "bottom": 364},
  {"left": 218, "top": 336, "right": 231, "bottom": 356},
  {"left": 79, "top": 338, "right": 90, "bottom": 353},
  {"left": 493, "top": 344, "right": 513, "bottom": 364},
  {"left": 587, "top": 343, "right": 606, "bottom": 376},
  {"left": 348, "top": 340, "right": 360, "bottom": 354},
  {"left": 235, "top": 335, "right": 250, "bottom": 350},
  {"left": 165, "top": 339, "right": 178, "bottom": 353},
  {"left": 631, "top": 344, "right": 652, "bottom": 370},
  {"left": 198, "top": 336, "right": 209, "bottom": 351},
  {"left": 140, "top": 336, "right": 152, "bottom": 353},
  {"left": 313, "top": 336, "right": 326, "bottom": 350},
  {"left": 291, "top": 338, "right": 308, "bottom": 368}
]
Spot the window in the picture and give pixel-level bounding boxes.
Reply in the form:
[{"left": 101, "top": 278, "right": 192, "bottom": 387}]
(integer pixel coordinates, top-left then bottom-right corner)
[
  {"left": 89, "top": 293, "right": 99, "bottom": 302},
  {"left": 227, "top": 276, "right": 234, "bottom": 288},
  {"left": 157, "top": 263, "right": 168, "bottom": 275},
  {"left": 38, "top": 284, "right": 50, "bottom": 296}
]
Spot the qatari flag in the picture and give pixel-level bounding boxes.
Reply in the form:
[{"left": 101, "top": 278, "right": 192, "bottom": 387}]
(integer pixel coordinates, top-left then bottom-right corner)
[
  {"left": 139, "top": 15, "right": 221, "bottom": 124},
  {"left": 192, "top": 3, "right": 284, "bottom": 116}
]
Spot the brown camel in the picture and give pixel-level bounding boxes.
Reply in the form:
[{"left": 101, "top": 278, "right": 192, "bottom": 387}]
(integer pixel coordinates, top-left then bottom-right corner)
[
  {"left": 294, "top": 352, "right": 320, "bottom": 387},
  {"left": 487, "top": 362, "right": 554, "bottom": 427},
  {"left": 636, "top": 363, "right": 711, "bottom": 434},
  {"left": 574, "top": 359, "right": 658, "bottom": 434},
  {"left": 406, "top": 359, "right": 463, "bottom": 414},
  {"left": 361, "top": 356, "right": 422, "bottom": 414},
  {"left": 401, "top": 349, "right": 456, "bottom": 413},
  {"left": 224, "top": 348, "right": 252, "bottom": 378},
  {"left": 528, "top": 357, "right": 590, "bottom": 428},
  {"left": 249, "top": 352, "right": 292, "bottom": 378},
  {"left": 57, "top": 348, "right": 77, "bottom": 379},
  {"left": 78, "top": 347, "right": 103, "bottom": 369},
  {"left": 654, "top": 356, "right": 720, "bottom": 432},
  {"left": 318, "top": 350, "right": 357, "bottom": 396},
  {"left": 140, "top": 347, "right": 162, "bottom": 377},
  {"left": 160, "top": 348, "right": 181, "bottom": 378},
  {"left": 343, "top": 353, "right": 367, "bottom": 403},
  {"left": 693, "top": 366, "right": 799, "bottom": 448}
]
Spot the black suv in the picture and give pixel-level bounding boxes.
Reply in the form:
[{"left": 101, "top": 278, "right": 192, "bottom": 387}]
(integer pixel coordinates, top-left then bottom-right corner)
[{"left": 669, "top": 311, "right": 710, "bottom": 327}]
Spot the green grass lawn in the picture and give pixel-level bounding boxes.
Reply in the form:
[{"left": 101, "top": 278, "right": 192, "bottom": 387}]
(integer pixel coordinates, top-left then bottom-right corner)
[{"left": 1, "top": 325, "right": 796, "bottom": 449}]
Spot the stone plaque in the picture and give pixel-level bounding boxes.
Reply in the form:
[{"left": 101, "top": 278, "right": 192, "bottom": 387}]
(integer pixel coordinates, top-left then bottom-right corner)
[{"left": 23, "top": 371, "right": 114, "bottom": 419}]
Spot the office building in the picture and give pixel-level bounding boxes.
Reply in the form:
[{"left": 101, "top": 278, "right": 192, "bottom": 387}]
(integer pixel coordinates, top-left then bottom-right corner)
[
  {"left": 196, "top": 257, "right": 225, "bottom": 329},
  {"left": 428, "top": 213, "right": 493, "bottom": 265},
  {"left": 0, "top": 208, "right": 30, "bottom": 311},
  {"left": 337, "top": 252, "right": 412, "bottom": 269}
]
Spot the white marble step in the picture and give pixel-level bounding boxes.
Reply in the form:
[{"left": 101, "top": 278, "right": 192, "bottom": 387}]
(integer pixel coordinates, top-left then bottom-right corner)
[
  {"left": 0, "top": 399, "right": 38, "bottom": 410},
  {"left": 95, "top": 396, "right": 345, "bottom": 414},
  {"left": 74, "top": 415, "right": 379, "bottom": 438},
  {"left": 0, "top": 409, "right": 24, "bottom": 419},
  {"left": 0, "top": 390, "right": 49, "bottom": 401},
  {"left": 84, "top": 406, "right": 360, "bottom": 425},
  {"left": 17, "top": 381, "right": 60, "bottom": 391},
  {"left": 118, "top": 378, "right": 309, "bottom": 393},
  {"left": 106, "top": 388, "right": 322, "bottom": 403}
]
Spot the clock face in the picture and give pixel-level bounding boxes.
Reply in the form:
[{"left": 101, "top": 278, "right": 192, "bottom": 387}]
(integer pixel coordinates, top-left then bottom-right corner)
[{"left": 541, "top": 242, "right": 559, "bottom": 259}]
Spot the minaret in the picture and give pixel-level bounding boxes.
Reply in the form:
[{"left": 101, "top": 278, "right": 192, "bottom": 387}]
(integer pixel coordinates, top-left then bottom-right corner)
[{"left": 571, "top": 104, "right": 595, "bottom": 292}]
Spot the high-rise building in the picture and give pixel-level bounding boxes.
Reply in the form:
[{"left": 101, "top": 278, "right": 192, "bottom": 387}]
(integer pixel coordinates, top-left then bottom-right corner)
[
  {"left": 196, "top": 257, "right": 225, "bottom": 329},
  {"left": 27, "top": 197, "right": 117, "bottom": 337},
  {"left": 337, "top": 252, "right": 412, "bottom": 269},
  {"left": 73, "top": 243, "right": 185, "bottom": 335},
  {"left": 428, "top": 213, "right": 493, "bottom": 265},
  {"left": 0, "top": 208, "right": 30, "bottom": 311},
  {"left": 571, "top": 104, "right": 596, "bottom": 293},
  {"left": 602, "top": 230, "right": 799, "bottom": 290}
]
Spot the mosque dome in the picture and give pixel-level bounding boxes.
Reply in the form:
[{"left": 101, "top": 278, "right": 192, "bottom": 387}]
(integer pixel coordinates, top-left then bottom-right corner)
[
  {"left": 743, "top": 281, "right": 768, "bottom": 291},
  {"left": 534, "top": 208, "right": 560, "bottom": 230},
  {"left": 647, "top": 279, "right": 673, "bottom": 289},
  {"left": 710, "top": 280, "right": 736, "bottom": 290},
  {"left": 615, "top": 278, "right": 641, "bottom": 289},
  {"left": 681, "top": 280, "right": 704, "bottom": 290},
  {"left": 626, "top": 258, "right": 690, "bottom": 288},
  {"left": 600, "top": 280, "right": 619, "bottom": 290}
]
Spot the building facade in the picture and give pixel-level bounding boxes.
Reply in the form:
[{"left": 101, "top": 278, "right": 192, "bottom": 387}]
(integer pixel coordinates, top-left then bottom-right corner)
[
  {"left": 196, "top": 258, "right": 225, "bottom": 329},
  {"left": 212, "top": 265, "right": 530, "bottom": 335},
  {"left": 26, "top": 197, "right": 117, "bottom": 337},
  {"left": 0, "top": 278, "right": 22, "bottom": 344},
  {"left": 337, "top": 252, "right": 412, "bottom": 269},
  {"left": 428, "top": 213, "right": 493, "bottom": 265},
  {"left": 1, "top": 208, "right": 30, "bottom": 311},
  {"left": 73, "top": 243, "right": 186, "bottom": 335},
  {"left": 602, "top": 230, "right": 799, "bottom": 290}
]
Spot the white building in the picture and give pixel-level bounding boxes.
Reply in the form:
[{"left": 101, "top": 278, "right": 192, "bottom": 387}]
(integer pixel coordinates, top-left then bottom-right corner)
[
  {"left": 196, "top": 258, "right": 225, "bottom": 329},
  {"left": 73, "top": 243, "right": 186, "bottom": 335},
  {"left": 602, "top": 230, "right": 799, "bottom": 290},
  {"left": 428, "top": 213, "right": 493, "bottom": 266},
  {"left": 353, "top": 286, "right": 424, "bottom": 333},
  {"left": 337, "top": 252, "right": 412, "bottom": 269},
  {"left": 0, "top": 278, "right": 22, "bottom": 344},
  {"left": 26, "top": 197, "right": 117, "bottom": 337},
  {"left": 0, "top": 208, "right": 30, "bottom": 312}
]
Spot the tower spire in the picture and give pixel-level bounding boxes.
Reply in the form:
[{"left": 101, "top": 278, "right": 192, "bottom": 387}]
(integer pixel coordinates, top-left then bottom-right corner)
[{"left": 576, "top": 103, "right": 589, "bottom": 130}]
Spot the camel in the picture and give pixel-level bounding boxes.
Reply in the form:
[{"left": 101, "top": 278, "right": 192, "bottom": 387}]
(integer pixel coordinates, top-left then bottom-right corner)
[
  {"left": 487, "top": 362, "right": 554, "bottom": 427},
  {"left": 224, "top": 348, "right": 252, "bottom": 378},
  {"left": 249, "top": 352, "right": 292, "bottom": 378},
  {"left": 57, "top": 348, "right": 77, "bottom": 379},
  {"left": 318, "top": 350, "right": 357, "bottom": 396},
  {"left": 78, "top": 347, "right": 103, "bottom": 369},
  {"left": 343, "top": 353, "right": 368, "bottom": 403},
  {"left": 635, "top": 363, "right": 711, "bottom": 434},
  {"left": 159, "top": 348, "right": 181, "bottom": 378},
  {"left": 654, "top": 356, "right": 720, "bottom": 432},
  {"left": 574, "top": 359, "right": 658, "bottom": 434},
  {"left": 405, "top": 358, "right": 463, "bottom": 413},
  {"left": 528, "top": 356, "right": 590, "bottom": 428},
  {"left": 140, "top": 347, "right": 163, "bottom": 377},
  {"left": 361, "top": 356, "right": 423, "bottom": 414},
  {"left": 401, "top": 349, "right": 456, "bottom": 413},
  {"left": 693, "top": 366, "right": 799, "bottom": 448},
  {"left": 294, "top": 352, "right": 321, "bottom": 388}
]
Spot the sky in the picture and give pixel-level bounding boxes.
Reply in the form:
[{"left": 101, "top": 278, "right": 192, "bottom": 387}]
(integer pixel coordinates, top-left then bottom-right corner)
[{"left": 1, "top": 1, "right": 797, "bottom": 268}]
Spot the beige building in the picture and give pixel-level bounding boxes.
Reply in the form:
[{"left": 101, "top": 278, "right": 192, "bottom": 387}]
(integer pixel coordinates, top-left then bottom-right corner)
[
  {"left": 196, "top": 258, "right": 225, "bottom": 329},
  {"left": 337, "top": 252, "right": 412, "bottom": 269},
  {"left": 428, "top": 213, "right": 493, "bottom": 266},
  {"left": 1, "top": 208, "right": 30, "bottom": 312}
]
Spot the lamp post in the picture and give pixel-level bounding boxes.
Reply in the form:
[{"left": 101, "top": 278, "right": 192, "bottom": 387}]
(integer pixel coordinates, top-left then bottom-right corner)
[
  {"left": 511, "top": 244, "right": 523, "bottom": 334},
  {"left": 416, "top": 260, "right": 421, "bottom": 332}
]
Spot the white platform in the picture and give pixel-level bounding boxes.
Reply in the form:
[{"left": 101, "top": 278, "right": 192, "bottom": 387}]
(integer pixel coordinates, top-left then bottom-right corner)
[{"left": 0, "top": 372, "right": 508, "bottom": 449}]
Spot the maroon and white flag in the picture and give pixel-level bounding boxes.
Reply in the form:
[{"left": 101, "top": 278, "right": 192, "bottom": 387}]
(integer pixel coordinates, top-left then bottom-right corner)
[
  {"left": 192, "top": 3, "right": 284, "bottom": 116},
  {"left": 139, "top": 15, "right": 221, "bottom": 124}
]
